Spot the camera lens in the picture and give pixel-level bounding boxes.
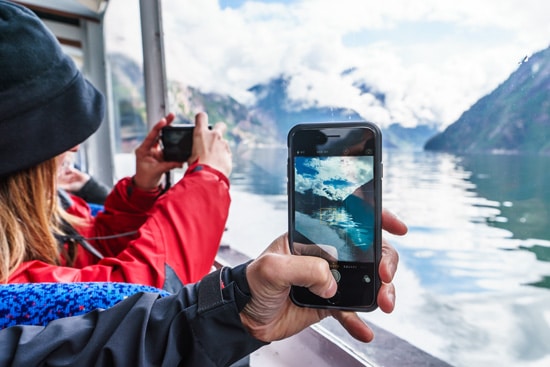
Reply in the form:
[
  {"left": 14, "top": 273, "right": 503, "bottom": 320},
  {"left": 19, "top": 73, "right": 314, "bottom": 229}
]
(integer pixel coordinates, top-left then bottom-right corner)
[{"left": 316, "top": 132, "right": 328, "bottom": 144}]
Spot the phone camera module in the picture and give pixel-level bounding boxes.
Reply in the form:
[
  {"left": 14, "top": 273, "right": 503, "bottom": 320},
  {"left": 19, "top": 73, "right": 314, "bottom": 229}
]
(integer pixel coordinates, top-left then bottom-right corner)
[{"left": 316, "top": 132, "right": 328, "bottom": 144}]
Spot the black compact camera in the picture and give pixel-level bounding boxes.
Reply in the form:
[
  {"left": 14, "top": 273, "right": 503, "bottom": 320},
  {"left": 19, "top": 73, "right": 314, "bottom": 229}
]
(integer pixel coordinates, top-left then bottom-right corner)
[{"left": 161, "top": 125, "right": 195, "bottom": 162}]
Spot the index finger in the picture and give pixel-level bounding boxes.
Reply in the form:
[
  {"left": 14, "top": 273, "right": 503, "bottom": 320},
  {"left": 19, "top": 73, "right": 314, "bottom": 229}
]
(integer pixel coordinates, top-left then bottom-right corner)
[
  {"left": 382, "top": 209, "right": 408, "bottom": 236},
  {"left": 194, "top": 112, "right": 209, "bottom": 131},
  {"left": 212, "top": 121, "right": 227, "bottom": 136},
  {"left": 331, "top": 311, "right": 374, "bottom": 343},
  {"left": 140, "top": 113, "right": 175, "bottom": 149}
]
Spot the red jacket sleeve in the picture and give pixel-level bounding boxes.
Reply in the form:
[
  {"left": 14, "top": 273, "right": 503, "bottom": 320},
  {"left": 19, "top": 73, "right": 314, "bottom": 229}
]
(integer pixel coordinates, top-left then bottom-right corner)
[
  {"left": 9, "top": 164, "right": 230, "bottom": 288},
  {"left": 77, "top": 176, "right": 163, "bottom": 259}
]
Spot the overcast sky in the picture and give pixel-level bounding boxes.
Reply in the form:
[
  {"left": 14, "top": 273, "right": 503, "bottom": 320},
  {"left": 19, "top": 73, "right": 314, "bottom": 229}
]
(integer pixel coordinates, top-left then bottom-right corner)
[{"left": 105, "top": 0, "right": 549, "bottom": 129}]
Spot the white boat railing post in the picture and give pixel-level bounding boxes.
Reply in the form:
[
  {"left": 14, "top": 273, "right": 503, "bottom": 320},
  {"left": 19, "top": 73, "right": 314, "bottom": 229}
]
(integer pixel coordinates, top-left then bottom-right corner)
[
  {"left": 139, "top": 0, "right": 168, "bottom": 126},
  {"left": 139, "top": 0, "right": 171, "bottom": 187},
  {"left": 81, "top": 16, "right": 116, "bottom": 186}
]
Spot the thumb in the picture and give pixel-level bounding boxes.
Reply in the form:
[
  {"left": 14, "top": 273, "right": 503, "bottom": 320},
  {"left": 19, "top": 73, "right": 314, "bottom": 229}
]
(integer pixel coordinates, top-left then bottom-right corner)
[{"left": 249, "top": 253, "right": 337, "bottom": 299}]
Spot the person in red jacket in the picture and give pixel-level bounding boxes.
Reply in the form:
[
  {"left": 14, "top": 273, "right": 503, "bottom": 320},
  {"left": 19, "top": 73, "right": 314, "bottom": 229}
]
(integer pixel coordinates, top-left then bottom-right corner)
[{"left": 0, "top": 0, "right": 231, "bottom": 291}]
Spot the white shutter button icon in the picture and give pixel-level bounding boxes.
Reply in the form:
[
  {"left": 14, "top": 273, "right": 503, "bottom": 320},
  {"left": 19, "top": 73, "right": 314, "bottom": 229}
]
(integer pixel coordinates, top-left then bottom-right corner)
[{"left": 331, "top": 269, "right": 341, "bottom": 283}]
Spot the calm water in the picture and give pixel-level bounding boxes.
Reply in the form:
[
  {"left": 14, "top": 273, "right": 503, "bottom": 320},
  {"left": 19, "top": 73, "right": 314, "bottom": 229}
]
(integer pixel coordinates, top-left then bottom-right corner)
[{"left": 223, "top": 147, "right": 550, "bottom": 367}]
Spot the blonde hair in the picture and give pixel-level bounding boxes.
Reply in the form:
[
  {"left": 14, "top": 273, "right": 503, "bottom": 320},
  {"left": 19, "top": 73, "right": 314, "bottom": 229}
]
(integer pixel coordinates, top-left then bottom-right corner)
[{"left": 0, "top": 158, "right": 78, "bottom": 282}]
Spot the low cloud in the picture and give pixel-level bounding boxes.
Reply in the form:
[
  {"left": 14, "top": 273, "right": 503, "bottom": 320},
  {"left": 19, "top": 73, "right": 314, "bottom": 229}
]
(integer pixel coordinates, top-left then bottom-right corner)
[{"left": 105, "top": 0, "right": 550, "bottom": 129}]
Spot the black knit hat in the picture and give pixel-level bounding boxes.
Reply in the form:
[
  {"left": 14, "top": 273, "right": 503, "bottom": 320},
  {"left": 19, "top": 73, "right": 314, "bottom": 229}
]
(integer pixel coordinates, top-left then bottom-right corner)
[{"left": 0, "top": 0, "right": 104, "bottom": 176}]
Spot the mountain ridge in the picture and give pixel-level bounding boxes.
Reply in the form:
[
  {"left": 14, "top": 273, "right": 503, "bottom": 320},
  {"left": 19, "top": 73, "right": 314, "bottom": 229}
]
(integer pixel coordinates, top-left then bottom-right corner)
[
  {"left": 109, "top": 53, "right": 444, "bottom": 151},
  {"left": 425, "top": 45, "right": 550, "bottom": 155}
]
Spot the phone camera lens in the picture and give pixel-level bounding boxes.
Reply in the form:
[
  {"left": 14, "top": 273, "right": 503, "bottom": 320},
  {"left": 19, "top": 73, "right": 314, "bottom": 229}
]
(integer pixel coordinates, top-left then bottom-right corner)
[{"left": 316, "top": 132, "right": 328, "bottom": 144}]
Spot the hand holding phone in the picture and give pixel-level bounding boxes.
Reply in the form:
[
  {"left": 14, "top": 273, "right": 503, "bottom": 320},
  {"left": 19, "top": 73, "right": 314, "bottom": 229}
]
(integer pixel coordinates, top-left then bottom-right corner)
[{"left": 287, "top": 122, "right": 382, "bottom": 311}]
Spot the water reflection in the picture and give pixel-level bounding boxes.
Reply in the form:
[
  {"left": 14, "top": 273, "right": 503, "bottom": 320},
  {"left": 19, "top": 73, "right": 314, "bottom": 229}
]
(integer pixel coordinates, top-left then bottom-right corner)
[
  {"left": 227, "top": 147, "right": 550, "bottom": 367},
  {"left": 232, "top": 145, "right": 287, "bottom": 195},
  {"left": 365, "top": 150, "right": 550, "bottom": 367},
  {"left": 230, "top": 148, "right": 550, "bottom": 292},
  {"left": 459, "top": 154, "right": 550, "bottom": 241},
  {"left": 457, "top": 154, "right": 550, "bottom": 290},
  {"left": 380, "top": 151, "right": 550, "bottom": 290}
]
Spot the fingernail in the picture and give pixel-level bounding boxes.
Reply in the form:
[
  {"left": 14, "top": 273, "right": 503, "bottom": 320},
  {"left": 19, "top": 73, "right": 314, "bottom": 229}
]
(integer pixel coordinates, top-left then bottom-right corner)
[{"left": 326, "top": 278, "right": 337, "bottom": 298}]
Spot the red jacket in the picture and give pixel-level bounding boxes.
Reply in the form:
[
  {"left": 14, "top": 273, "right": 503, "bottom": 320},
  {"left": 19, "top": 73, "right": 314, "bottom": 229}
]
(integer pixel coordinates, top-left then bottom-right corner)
[{"left": 7, "top": 163, "right": 230, "bottom": 290}]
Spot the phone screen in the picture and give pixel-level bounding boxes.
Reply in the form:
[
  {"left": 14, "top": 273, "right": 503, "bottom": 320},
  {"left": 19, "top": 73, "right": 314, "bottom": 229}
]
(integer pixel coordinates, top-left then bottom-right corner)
[{"left": 288, "top": 123, "right": 381, "bottom": 311}]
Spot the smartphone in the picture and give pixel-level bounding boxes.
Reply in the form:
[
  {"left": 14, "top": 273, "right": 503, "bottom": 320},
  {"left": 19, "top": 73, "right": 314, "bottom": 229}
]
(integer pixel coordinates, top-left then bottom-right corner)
[
  {"left": 287, "top": 122, "right": 382, "bottom": 311},
  {"left": 161, "top": 125, "right": 195, "bottom": 162}
]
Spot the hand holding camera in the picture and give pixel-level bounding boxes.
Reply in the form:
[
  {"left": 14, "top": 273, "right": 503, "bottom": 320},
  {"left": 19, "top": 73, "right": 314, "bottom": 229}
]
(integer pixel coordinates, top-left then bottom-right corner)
[
  {"left": 133, "top": 113, "right": 183, "bottom": 191},
  {"left": 161, "top": 112, "right": 232, "bottom": 179}
]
